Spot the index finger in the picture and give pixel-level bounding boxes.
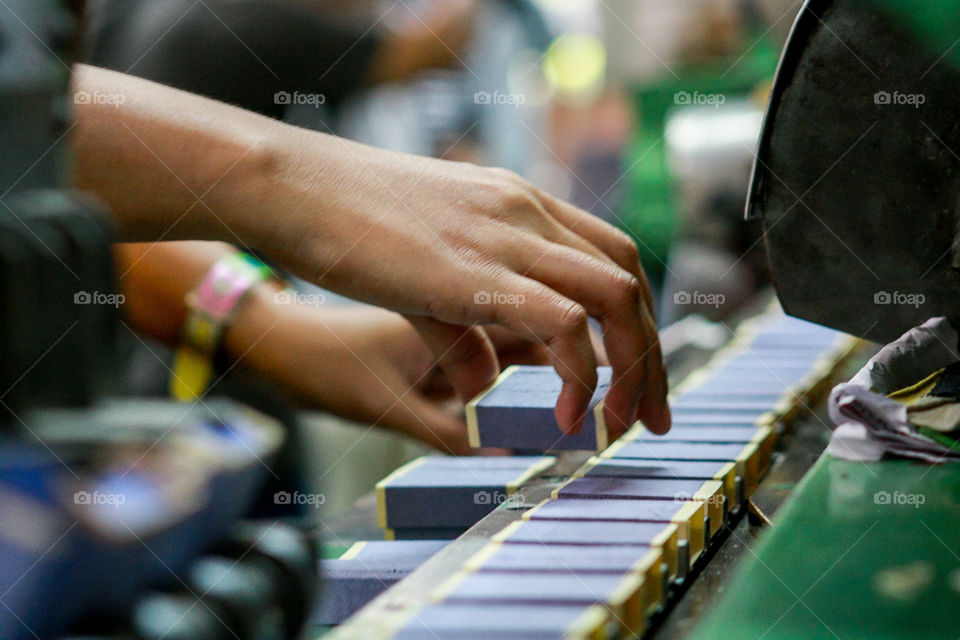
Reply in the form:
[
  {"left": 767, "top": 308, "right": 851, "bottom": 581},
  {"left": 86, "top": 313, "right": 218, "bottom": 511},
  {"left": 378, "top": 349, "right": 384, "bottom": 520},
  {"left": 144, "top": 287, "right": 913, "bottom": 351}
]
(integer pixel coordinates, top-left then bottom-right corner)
[{"left": 543, "top": 194, "right": 657, "bottom": 313}]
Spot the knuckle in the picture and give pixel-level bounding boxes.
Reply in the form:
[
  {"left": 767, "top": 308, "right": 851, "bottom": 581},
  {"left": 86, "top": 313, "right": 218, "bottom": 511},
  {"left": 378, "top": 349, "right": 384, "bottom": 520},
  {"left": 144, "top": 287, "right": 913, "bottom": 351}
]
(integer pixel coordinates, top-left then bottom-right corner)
[
  {"left": 596, "top": 265, "right": 641, "bottom": 315},
  {"left": 612, "top": 230, "right": 640, "bottom": 266},
  {"left": 487, "top": 166, "right": 522, "bottom": 184},
  {"left": 482, "top": 169, "right": 540, "bottom": 210},
  {"left": 615, "top": 273, "right": 643, "bottom": 306},
  {"left": 501, "top": 184, "right": 538, "bottom": 212},
  {"left": 555, "top": 301, "right": 589, "bottom": 337}
]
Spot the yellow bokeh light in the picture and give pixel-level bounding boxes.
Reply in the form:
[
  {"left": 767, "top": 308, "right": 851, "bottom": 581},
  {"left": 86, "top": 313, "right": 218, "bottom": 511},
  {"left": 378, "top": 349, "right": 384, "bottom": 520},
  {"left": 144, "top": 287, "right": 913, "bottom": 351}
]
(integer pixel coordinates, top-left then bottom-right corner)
[{"left": 543, "top": 34, "right": 606, "bottom": 94}]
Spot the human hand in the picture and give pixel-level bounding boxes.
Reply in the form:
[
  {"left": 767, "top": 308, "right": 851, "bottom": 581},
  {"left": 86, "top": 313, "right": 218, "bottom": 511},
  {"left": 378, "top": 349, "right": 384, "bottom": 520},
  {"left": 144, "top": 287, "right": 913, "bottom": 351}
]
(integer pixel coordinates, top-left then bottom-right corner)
[
  {"left": 258, "top": 132, "right": 669, "bottom": 438},
  {"left": 72, "top": 65, "right": 667, "bottom": 439},
  {"left": 230, "top": 303, "right": 577, "bottom": 454}
]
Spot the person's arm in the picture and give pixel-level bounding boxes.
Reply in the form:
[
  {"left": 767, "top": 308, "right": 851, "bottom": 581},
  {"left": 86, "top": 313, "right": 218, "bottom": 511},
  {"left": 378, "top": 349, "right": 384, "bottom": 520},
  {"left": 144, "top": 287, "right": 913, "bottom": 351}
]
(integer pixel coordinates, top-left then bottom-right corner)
[
  {"left": 73, "top": 64, "right": 670, "bottom": 437},
  {"left": 116, "top": 241, "right": 539, "bottom": 454}
]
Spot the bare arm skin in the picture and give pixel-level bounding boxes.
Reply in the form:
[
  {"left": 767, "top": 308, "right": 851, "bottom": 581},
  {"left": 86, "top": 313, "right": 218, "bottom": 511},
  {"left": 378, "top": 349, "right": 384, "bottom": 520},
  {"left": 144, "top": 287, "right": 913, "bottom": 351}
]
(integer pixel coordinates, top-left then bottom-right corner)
[
  {"left": 74, "top": 64, "right": 670, "bottom": 437},
  {"left": 117, "top": 241, "right": 548, "bottom": 454}
]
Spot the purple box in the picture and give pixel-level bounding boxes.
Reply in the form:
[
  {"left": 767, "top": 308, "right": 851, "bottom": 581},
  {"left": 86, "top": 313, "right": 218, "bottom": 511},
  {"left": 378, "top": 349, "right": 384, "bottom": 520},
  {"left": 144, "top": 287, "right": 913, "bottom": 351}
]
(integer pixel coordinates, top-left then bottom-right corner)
[
  {"left": 390, "top": 603, "right": 610, "bottom": 639},
  {"left": 553, "top": 476, "right": 709, "bottom": 501},
  {"left": 465, "top": 542, "right": 658, "bottom": 574},
  {"left": 314, "top": 540, "right": 448, "bottom": 624},
  {"left": 523, "top": 497, "right": 711, "bottom": 556},
  {"left": 377, "top": 456, "right": 554, "bottom": 529},
  {"left": 578, "top": 457, "right": 732, "bottom": 480},
  {"left": 552, "top": 477, "right": 725, "bottom": 535},
  {"left": 666, "top": 412, "right": 770, "bottom": 426},
  {"left": 441, "top": 571, "right": 635, "bottom": 603},
  {"left": 629, "top": 426, "right": 761, "bottom": 442},
  {"left": 525, "top": 497, "right": 693, "bottom": 523},
  {"left": 491, "top": 519, "right": 678, "bottom": 568},
  {"left": 603, "top": 441, "right": 750, "bottom": 461},
  {"left": 437, "top": 570, "right": 648, "bottom": 635},
  {"left": 386, "top": 527, "right": 468, "bottom": 541},
  {"left": 577, "top": 457, "right": 737, "bottom": 507},
  {"left": 466, "top": 366, "right": 612, "bottom": 452},
  {"left": 671, "top": 398, "right": 778, "bottom": 413}
]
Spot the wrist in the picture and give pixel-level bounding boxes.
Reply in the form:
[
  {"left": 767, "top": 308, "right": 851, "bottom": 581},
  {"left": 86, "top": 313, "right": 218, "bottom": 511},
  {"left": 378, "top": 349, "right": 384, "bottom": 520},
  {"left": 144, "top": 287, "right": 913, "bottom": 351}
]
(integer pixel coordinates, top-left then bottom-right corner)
[
  {"left": 220, "top": 278, "right": 288, "bottom": 379},
  {"left": 171, "top": 251, "right": 282, "bottom": 400},
  {"left": 236, "top": 126, "right": 367, "bottom": 282}
]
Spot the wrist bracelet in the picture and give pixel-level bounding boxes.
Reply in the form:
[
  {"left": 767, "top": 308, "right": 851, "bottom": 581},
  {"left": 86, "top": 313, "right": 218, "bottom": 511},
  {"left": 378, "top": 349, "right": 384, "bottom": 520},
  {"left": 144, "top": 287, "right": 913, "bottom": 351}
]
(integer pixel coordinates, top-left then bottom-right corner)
[{"left": 171, "top": 252, "right": 276, "bottom": 401}]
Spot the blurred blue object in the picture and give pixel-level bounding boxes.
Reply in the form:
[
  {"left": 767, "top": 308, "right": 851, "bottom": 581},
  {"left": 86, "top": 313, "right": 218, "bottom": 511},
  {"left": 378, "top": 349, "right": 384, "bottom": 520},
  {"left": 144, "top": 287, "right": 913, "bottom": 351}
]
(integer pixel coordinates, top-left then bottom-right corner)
[{"left": 0, "top": 401, "right": 285, "bottom": 640}]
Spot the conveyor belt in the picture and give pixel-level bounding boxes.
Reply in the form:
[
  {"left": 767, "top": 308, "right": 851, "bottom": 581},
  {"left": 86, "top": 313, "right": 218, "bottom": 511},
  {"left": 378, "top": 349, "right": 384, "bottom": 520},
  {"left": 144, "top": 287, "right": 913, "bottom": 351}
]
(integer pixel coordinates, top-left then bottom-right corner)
[{"left": 319, "top": 306, "right": 865, "bottom": 639}]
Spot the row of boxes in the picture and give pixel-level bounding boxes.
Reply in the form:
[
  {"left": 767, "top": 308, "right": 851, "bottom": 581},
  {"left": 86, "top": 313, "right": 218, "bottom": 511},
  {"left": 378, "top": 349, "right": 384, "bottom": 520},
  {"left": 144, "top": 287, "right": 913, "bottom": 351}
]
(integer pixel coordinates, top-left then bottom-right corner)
[
  {"left": 377, "top": 456, "right": 556, "bottom": 539},
  {"left": 376, "top": 310, "right": 859, "bottom": 639}
]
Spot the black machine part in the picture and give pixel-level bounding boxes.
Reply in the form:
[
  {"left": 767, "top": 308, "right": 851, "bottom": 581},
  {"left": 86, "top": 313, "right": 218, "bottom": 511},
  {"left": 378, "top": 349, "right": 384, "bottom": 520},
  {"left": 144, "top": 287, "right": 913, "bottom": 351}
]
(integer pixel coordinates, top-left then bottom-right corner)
[
  {"left": 217, "top": 522, "right": 319, "bottom": 639},
  {"left": 749, "top": 0, "right": 960, "bottom": 344},
  {"left": 188, "top": 556, "right": 284, "bottom": 640}
]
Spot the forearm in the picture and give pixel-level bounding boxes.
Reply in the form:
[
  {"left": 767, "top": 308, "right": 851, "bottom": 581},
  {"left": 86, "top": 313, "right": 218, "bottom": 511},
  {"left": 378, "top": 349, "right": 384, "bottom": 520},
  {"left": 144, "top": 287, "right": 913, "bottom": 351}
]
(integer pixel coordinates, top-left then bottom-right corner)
[
  {"left": 114, "top": 241, "right": 283, "bottom": 368},
  {"left": 115, "top": 241, "right": 379, "bottom": 415},
  {"left": 71, "top": 64, "right": 288, "bottom": 245},
  {"left": 71, "top": 64, "right": 383, "bottom": 280},
  {"left": 114, "top": 241, "right": 229, "bottom": 344}
]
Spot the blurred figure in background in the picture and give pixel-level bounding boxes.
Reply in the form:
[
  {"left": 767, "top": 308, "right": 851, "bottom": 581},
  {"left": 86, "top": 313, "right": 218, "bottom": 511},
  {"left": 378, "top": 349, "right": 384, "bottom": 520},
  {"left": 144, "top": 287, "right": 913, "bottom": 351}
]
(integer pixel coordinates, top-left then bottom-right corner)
[
  {"left": 600, "top": 0, "right": 800, "bottom": 326},
  {"left": 84, "top": 0, "right": 479, "bottom": 118}
]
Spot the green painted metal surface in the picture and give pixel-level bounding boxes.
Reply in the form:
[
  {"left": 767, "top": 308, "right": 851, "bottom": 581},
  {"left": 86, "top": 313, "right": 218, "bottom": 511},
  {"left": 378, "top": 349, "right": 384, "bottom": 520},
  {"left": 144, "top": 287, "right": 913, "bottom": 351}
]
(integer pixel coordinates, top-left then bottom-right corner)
[
  {"left": 693, "top": 455, "right": 960, "bottom": 639},
  {"left": 870, "top": 0, "right": 960, "bottom": 71}
]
